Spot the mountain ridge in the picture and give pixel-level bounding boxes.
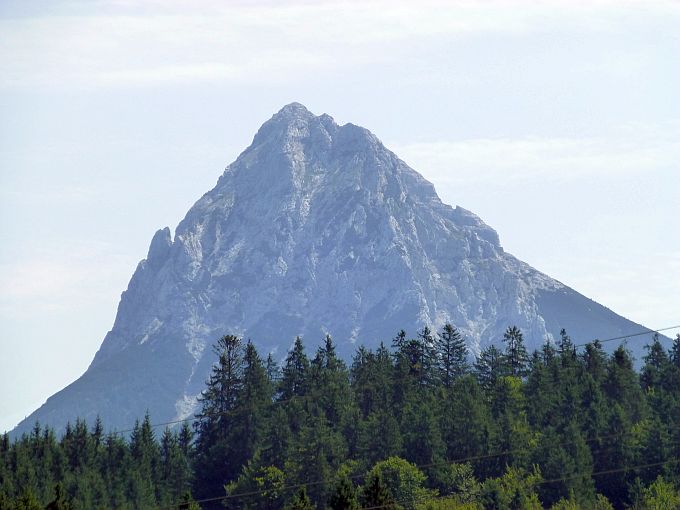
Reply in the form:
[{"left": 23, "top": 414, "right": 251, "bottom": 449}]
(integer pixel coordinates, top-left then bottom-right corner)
[{"left": 12, "top": 103, "right": 655, "bottom": 436}]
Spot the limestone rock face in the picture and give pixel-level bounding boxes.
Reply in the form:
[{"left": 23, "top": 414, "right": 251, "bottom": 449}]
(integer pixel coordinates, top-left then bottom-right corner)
[{"left": 13, "top": 103, "right": 650, "bottom": 435}]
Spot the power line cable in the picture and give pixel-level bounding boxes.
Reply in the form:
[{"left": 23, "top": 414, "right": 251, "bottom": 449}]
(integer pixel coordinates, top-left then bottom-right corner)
[
  {"left": 359, "top": 457, "right": 680, "bottom": 510},
  {"left": 573, "top": 324, "right": 680, "bottom": 348},
  {"left": 166, "top": 426, "right": 680, "bottom": 509},
  {"left": 110, "top": 323, "right": 680, "bottom": 436}
]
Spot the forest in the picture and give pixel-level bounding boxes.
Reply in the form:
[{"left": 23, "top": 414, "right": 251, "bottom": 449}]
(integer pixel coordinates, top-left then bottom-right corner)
[{"left": 2, "top": 325, "right": 680, "bottom": 510}]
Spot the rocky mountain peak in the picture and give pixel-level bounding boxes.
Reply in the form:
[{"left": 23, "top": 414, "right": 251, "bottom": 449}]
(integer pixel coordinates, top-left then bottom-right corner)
[
  {"left": 11, "top": 103, "right": 653, "bottom": 436},
  {"left": 250, "top": 102, "right": 338, "bottom": 152}
]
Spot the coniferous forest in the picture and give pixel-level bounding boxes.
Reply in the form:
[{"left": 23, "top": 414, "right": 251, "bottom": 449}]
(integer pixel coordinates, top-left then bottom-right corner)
[{"left": 2, "top": 326, "right": 680, "bottom": 510}]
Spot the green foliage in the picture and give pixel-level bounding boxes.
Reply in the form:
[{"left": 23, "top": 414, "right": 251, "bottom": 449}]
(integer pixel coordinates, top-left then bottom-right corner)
[
  {"left": 416, "top": 497, "right": 481, "bottom": 510},
  {"left": 635, "top": 476, "right": 680, "bottom": 509},
  {"left": 549, "top": 494, "right": 614, "bottom": 510},
  {"left": 434, "top": 323, "right": 469, "bottom": 388},
  {"left": 44, "top": 483, "right": 71, "bottom": 510},
  {"left": 474, "top": 345, "right": 504, "bottom": 393},
  {"left": 15, "top": 489, "right": 42, "bottom": 510},
  {"left": 225, "top": 458, "right": 286, "bottom": 510},
  {"left": 3, "top": 327, "right": 678, "bottom": 510},
  {"left": 502, "top": 326, "right": 529, "bottom": 377},
  {"left": 284, "top": 488, "right": 315, "bottom": 510},
  {"left": 280, "top": 337, "right": 310, "bottom": 400},
  {"left": 327, "top": 475, "right": 359, "bottom": 510},
  {"left": 480, "top": 465, "right": 542, "bottom": 510},
  {"left": 360, "top": 472, "right": 398, "bottom": 509},
  {"left": 433, "top": 462, "right": 481, "bottom": 505},
  {"left": 367, "top": 457, "right": 437, "bottom": 510}
]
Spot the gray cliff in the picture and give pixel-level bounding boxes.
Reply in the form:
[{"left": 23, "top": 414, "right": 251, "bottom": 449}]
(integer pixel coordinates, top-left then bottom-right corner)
[{"left": 12, "top": 103, "right": 653, "bottom": 435}]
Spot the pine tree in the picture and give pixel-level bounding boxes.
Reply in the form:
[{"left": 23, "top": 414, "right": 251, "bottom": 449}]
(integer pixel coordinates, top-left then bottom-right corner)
[
  {"left": 670, "top": 334, "right": 680, "bottom": 368},
  {"left": 604, "top": 345, "right": 647, "bottom": 423},
  {"left": 193, "top": 334, "right": 245, "bottom": 499},
  {"left": 353, "top": 343, "right": 401, "bottom": 468},
  {"left": 266, "top": 353, "right": 281, "bottom": 386},
  {"left": 524, "top": 350, "right": 558, "bottom": 428},
  {"left": 309, "top": 335, "right": 351, "bottom": 425},
  {"left": 442, "top": 375, "right": 491, "bottom": 470},
  {"left": 641, "top": 334, "right": 669, "bottom": 391},
  {"left": 196, "top": 335, "right": 244, "bottom": 420},
  {"left": 279, "top": 337, "right": 310, "bottom": 401},
  {"left": 532, "top": 424, "right": 594, "bottom": 507},
  {"left": 392, "top": 329, "right": 407, "bottom": 351},
  {"left": 159, "top": 428, "right": 192, "bottom": 504},
  {"left": 393, "top": 329, "right": 437, "bottom": 405},
  {"left": 474, "top": 345, "right": 504, "bottom": 393},
  {"left": 351, "top": 346, "right": 376, "bottom": 418},
  {"left": 416, "top": 326, "right": 438, "bottom": 387},
  {"left": 178, "top": 422, "right": 194, "bottom": 459},
  {"left": 435, "top": 323, "right": 469, "bottom": 388},
  {"left": 502, "top": 326, "right": 529, "bottom": 377},
  {"left": 400, "top": 395, "right": 445, "bottom": 471},
  {"left": 582, "top": 340, "right": 607, "bottom": 384},
  {"left": 92, "top": 416, "right": 104, "bottom": 450},
  {"left": 595, "top": 403, "right": 634, "bottom": 508},
  {"left": 234, "top": 340, "right": 274, "bottom": 466},
  {"left": 129, "top": 413, "right": 159, "bottom": 508},
  {"left": 557, "top": 328, "right": 576, "bottom": 360}
]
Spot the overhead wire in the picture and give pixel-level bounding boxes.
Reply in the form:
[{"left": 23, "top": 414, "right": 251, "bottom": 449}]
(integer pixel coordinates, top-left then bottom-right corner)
[
  {"left": 164, "top": 426, "right": 680, "bottom": 509},
  {"left": 573, "top": 324, "right": 680, "bottom": 348},
  {"left": 89, "top": 323, "right": 680, "bottom": 508},
  {"left": 108, "top": 323, "right": 680, "bottom": 436},
  {"left": 358, "top": 457, "right": 680, "bottom": 510}
]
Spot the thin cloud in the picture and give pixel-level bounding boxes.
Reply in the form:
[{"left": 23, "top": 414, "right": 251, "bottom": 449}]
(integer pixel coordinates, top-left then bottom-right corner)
[
  {"left": 391, "top": 121, "right": 680, "bottom": 186},
  {"left": 2, "top": 1, "right": 678, "bottom": 89}
]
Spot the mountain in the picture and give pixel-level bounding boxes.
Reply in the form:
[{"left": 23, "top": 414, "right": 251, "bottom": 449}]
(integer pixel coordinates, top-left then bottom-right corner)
[{"left": 12, "top": 103, "right": 654, "bottom": 436}]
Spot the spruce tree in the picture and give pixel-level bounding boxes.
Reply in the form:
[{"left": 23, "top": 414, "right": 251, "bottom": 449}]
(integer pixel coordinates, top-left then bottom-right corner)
[
  {"left": 234, "top": 340, "right": 273, "bottom": 467},
  {"left": 129, "top": 413, "right": 159, "bottom": 508},
  {"left": 502, "top": 326, "right": 529, "bottom": 377},
  {"left": 557, "top": 328, "right": 576, "bottom": 361},
  {"left": 641, "top": 334, "right": 669, "bottom": 391},
  {"left": 309, "top": 335, "right": 351, "bottom": 425},
  {"left": 279, "top": 337, "right": 310, "bottom": 401},
  {"left": 474, "top": 345, "right": 504, "bottom": 393},
  {"left": 193, "top": 334, "right": 245, "bottom": 499},
  {"left": 670, "top": 334, "right": 680, "bottom": 368},
  {"left": 159, "top": 428, "right": 192, "bottom": 505},
  {"left": 604, "top": 345, "right": 647, "bottom": 423},
  {"left": 435, "top": 323, "right": 469, "bottom": 388},
  {"left": 582, "top": 340, "right": 607, "bottom": 385},
  {"left": 443, "top": 375, "right": 491, "bottom": 469}
]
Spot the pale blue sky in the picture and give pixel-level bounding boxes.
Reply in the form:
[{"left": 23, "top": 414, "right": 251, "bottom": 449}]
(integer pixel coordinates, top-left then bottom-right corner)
[{"left": 1, "top": 0, "right": 679, "bottom": 432}]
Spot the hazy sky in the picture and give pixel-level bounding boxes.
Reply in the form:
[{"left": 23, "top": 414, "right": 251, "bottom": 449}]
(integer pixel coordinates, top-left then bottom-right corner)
[{"left": 1, "top": 0, "right": 679, "bottom": 433}]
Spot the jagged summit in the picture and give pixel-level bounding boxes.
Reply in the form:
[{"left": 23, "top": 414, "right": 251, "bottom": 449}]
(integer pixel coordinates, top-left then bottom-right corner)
[
  {"left": 12, "top": 104, "right": 652, "bottom": 436},
  {"left": 275, "top": 101, "right": 316, "bottom": 118}
]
